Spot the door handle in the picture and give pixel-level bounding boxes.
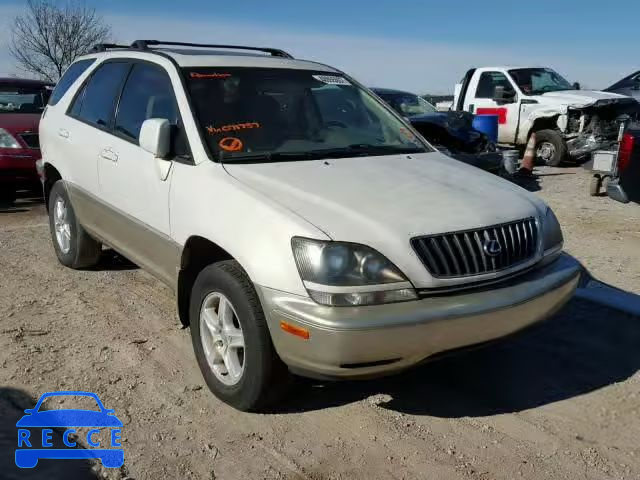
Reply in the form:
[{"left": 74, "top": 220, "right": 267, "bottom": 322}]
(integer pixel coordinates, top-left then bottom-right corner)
[
  {"left": 58, "top": 129, "right": 69, "bottom": 139},
  {"left": 99, "top": 148, "right": 118, "bottom": 163}
]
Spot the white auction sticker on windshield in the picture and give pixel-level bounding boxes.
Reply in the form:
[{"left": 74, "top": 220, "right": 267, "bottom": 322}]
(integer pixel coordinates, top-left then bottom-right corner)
[{"left": 313, "top": 75, "right": 351, "bottom": 85}]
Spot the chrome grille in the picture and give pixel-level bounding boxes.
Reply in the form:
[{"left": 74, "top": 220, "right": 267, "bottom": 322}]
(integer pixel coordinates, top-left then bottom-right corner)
[
  {"left": 19, "top": 133, "right": 39, "bottom": 149},
  {"left": 411, "top": 218, "right": 539, "bottom": 278}
]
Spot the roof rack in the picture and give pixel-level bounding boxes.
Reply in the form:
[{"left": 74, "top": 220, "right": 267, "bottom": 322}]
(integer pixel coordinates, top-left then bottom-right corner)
[
  {"left": 130, "top": 40, "right": 294, "bottom": 59},
  {"left": 89, "top": 43, "right": 130, "bottom": 53}
]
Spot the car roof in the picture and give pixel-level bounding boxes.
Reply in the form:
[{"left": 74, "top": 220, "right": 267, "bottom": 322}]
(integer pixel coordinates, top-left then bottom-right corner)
[
  {"left": 479, "top": 66, "right": 547, "bottom": 71},
  {"left": 371, "top": 87, "right": 416, "bottom": 96},
  {"left": 0, "top": 77, "right": 53, "bottom": 88},
  {"left": 76, "top": 48, "right": 339, "bottom": 73}
]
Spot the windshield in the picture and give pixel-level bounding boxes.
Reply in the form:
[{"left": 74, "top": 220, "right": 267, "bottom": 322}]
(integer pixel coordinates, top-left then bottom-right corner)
[
  {"left": 378, "top": 92, "right": 437, "bottom": 117},
  {"left": 508, "top": 68, "right": 573, "bottom": 95},
  {"left": 0, "top": 86, "right": 50, "bottom": 114},
  {"left": 183, "top": 68, "right": 430, "bottom": 162}
]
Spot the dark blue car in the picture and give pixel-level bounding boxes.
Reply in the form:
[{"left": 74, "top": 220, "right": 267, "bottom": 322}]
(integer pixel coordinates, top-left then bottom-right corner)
[
  {"left": 15, "top": 391, "right": 123, "bottom": 468},
  {"left": 605, "top": 71, "right": 640, "bottom": 102},
  {"left": 371, "top": 87, "right": 503, "bottom": 173}
]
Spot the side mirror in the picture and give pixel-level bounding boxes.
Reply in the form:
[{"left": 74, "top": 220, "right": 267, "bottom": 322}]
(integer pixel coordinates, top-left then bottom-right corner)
[
  {"left": 140, "top": 118, "right": 171, "bottom": 158},
  {"left": 572, "top": 82, "right": 581, "bottom": 90}
]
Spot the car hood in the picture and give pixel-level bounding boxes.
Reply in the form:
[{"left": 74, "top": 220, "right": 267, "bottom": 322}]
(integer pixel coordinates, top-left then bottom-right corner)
[
  {"left": 224, "top": 152, "right": 545, "bottom": 244},
  {"left": 409, "top": 111, "right": 476, "bottom": 129},
  {"left": 0, "top": 113, "right": 41, "bottom": 133},
  {"left": 408, "top": 111, "right": 489, "bottom": 154},
  {"left": 536, "top": 89, "right": 629, "bottom": 107},
  {"left": 606, "top": 87, "right": 640, "bottom": 100},
  {"left": 408, "top": 112, "right": 452, "bottom": 124}
]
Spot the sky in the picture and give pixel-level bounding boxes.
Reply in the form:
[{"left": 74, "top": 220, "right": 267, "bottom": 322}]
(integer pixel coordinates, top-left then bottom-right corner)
[{"left": 0, "top": 0, "right": 638, "bottom": 93}]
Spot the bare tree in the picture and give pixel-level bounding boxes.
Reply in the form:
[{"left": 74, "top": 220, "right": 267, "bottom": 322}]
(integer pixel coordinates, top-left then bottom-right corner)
[{"left": 9, "top": 0, "right": 111, "bottom": 82}]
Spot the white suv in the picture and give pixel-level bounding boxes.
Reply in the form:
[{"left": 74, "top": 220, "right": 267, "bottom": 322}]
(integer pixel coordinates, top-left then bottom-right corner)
[{"left": 40, "top": 40, "right": 582, "bottom": 411}]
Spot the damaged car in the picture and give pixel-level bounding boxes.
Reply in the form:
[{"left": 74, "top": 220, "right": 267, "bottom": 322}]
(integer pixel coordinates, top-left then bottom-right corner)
[
  {"left": 372, "top": 87, "right": 503, "bottom": 173},
  {"left": 605, "top": 70, "right": 640, "bottom": 101},
  {"left": 453, "top": 67, "right": 639, "bottom": 166}
]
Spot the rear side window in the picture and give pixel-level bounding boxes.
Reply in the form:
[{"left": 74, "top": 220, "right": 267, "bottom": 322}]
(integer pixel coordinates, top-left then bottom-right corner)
[
  {"left": 114, "top": 63, "right": 179, "bottom": 142},
  {"left": 69, "top": 61, "right": 130, "bottom": 128},
  {"left": 48, "top": 59, "right": 95, "bottom": 106}
]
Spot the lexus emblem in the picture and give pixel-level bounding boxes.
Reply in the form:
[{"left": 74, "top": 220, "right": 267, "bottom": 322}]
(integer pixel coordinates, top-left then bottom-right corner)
[{"left": 483, "top": 238, "right": 502, "bottom": 257}]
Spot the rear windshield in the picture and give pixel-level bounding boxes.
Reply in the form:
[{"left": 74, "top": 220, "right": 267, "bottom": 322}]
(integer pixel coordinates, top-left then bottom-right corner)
[
  {"left": 183, "top": 67, "right": 429, "bottom": 162},
  {"left": 0, "top": 86, "right": 51, "bottom": 114}
]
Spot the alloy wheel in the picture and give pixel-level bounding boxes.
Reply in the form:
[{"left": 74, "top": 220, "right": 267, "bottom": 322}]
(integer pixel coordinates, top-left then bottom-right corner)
[
  {"left": 199, "top": 292, "right": 246, "bottom": 386},
  {"left": 53, "top": 197, "right": 71, "bottom": 254}
]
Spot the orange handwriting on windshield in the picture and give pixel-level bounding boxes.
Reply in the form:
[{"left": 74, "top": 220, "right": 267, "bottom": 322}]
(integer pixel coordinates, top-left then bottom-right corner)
[{"left": 206, "top": 122, "right": 261, "bottom": 135}]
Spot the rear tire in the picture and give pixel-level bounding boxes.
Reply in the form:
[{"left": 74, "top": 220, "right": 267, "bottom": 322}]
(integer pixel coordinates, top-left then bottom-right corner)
[
  {"left": 190, "top": 260, "right": 290, "bottom": 411},
  {"left": 589, "top": 175, "right": 601, "bottom": 196},
  {"left": 535, "top": 129, "right": 567, "bottom": 167},
  {"left": 48, "top": 181, "right": 102, "bottom": 269},
  {"left": 0, "top": 186, "right": 17, "bottom": 205}
]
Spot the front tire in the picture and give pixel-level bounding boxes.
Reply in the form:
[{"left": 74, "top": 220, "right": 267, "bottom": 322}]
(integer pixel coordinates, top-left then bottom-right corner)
[
  {"left": 535, "top": 129, "right": 567, "bottom": 167},
  {"left": 48, "top": 181, "right": 102, "bottom": 269},
  {"left": 190, "top": 260, "right": 290, "bottom": 411}
]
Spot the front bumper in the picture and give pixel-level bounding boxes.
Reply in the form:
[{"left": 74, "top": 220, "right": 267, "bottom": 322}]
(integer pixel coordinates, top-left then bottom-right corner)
[
  {"left": 0, "top": 148, "right": 41, "bottom": 184},
  {"left": 257, "top": 253, "right": 582, "bottom": 379}
]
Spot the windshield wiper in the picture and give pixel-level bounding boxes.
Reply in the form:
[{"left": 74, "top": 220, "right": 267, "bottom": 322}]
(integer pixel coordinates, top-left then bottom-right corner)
[
  {"left": 532, "top": 86, "right": 573, "bottom": 95},
  {"left": 219, "top": 144, "right": 425, "bottom": 163},
  {"left": 303, "top": 144, "right": 424, "bottom": 159},
  {"left": 346, "top": 143, "right": 424, "bottom": 154},
  {"left": 219, "top": 151, "right": 324, "bottom": 163}
]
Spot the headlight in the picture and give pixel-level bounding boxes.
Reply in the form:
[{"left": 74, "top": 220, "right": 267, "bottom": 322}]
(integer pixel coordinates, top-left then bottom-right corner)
[
  {"left": 0, "top": 128, "right": 21, "bottom": 148},
  {"left": 291, "top": 237, "right": 417, "bottom": 306},
  {"left": 543, "top": 207, "right": 563, "bottom": 252}
]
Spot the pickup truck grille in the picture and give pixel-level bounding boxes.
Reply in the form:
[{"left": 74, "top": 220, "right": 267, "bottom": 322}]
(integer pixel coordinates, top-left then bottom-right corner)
[
  {"left": 19, "top": 133, "right": 39, "bottom": 149},
  {"left": 411, "top": 218, "right": 539, "bottom": 278}
]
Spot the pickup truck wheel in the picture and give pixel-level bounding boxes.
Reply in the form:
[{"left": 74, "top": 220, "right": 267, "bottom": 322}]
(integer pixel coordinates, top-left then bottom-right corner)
[
  {"left": 48, "top": 181, "right": 102, "bottom": 269},
  {"left": 190, "top": 260, "right": 290, "bottom": 411},
  {"left": 534, "top": 130, "right": 567, "bottom": 167},
  {"left": 589, "top": 175, "right": 602, "bottom": 196}
]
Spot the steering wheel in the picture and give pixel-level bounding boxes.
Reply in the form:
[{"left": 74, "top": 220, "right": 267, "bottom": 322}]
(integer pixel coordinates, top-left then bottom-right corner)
[{"left": 326, "top": 120, "right": 348, "bottom": 129}]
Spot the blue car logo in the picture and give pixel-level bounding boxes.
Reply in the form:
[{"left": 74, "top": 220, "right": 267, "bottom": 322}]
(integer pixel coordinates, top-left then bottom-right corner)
[{"left": 15, "top": 391, "right": 123, "bottom": 469}]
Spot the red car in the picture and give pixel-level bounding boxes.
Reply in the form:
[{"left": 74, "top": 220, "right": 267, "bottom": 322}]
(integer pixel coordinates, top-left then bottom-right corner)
[{"left": 0, "top": 78, "right": 52, "bottom": 203}]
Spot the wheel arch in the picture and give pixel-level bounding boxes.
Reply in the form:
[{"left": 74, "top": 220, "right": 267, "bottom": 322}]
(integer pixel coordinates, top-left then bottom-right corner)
[
  {"left": 43, "top": 163, "right": 63, "bottom": 212},
  {"left": 177, "top": 236, "right": 236, "bottom": 326},
  {"left": 527, "top": 115, "right": 561, "bottom": 142}
]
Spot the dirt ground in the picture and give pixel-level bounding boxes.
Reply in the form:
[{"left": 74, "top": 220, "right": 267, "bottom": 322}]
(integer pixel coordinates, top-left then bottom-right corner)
[{"left": 1, "top": 166, "right": 639, "bottom": 480}]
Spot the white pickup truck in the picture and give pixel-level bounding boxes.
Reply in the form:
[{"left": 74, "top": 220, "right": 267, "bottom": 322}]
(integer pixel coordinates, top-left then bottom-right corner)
[{"left": 453, "top": 67, "right": 639, "bottom": 166}]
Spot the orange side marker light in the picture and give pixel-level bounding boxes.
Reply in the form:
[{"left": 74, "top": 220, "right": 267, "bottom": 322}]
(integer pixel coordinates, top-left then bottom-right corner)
[{"left": 280, "top": 321, "right": 310, "bottom": 340}]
